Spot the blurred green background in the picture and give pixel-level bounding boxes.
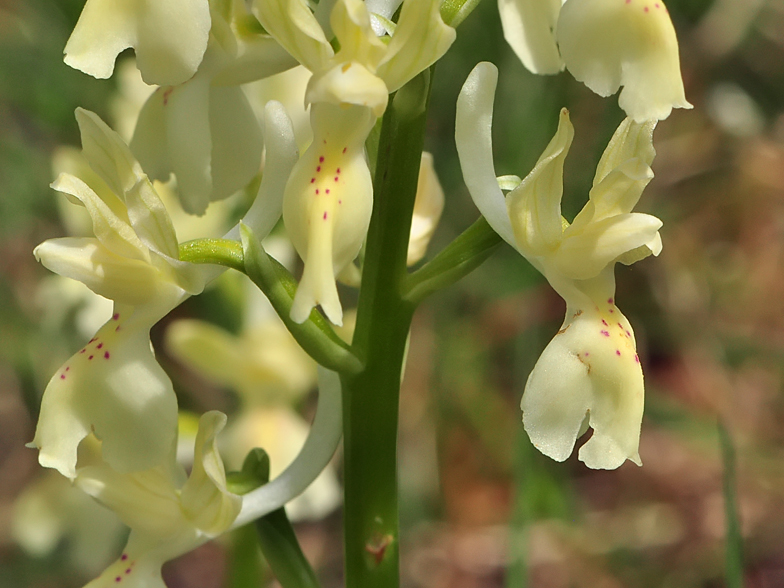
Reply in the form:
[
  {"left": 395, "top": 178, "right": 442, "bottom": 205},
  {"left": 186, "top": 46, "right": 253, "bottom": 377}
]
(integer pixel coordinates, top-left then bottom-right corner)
[{"left": 3, "top": 0, "right": 784, "bottom": 586}]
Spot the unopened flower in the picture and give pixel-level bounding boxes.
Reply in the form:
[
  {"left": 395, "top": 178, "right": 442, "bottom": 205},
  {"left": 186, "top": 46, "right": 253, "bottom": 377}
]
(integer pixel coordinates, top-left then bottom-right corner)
[
  {"left": 456, "top": 63, "right": 662, "bottom": 468},
  {"left": 76, "top": 411, "right": 241, "bottom": 588},
  {"left": 31, "top": 109, "right": 206, "bottom": 479},
  {"left": 63, "top": 0, "right": 211, "bottom": 86},
  {"left": 499, "top": 0, "right": 692, "bottom": 121}
]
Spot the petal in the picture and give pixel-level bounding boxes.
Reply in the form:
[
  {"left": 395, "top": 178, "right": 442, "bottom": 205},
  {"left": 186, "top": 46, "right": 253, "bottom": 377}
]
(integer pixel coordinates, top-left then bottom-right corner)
[
  {"left": 76, "top": 109, "right": 179, "bottom": 258},
  {"left": 556, "top": 212, "right": 663, "bottom": 279},
  {"left": 232, "top": 101, "right": 299, "bottom": 240},
  {"left": 331, "top": 0, "right": 387, "bottom": 69},
  {"left": 507, "top": 108, "right": 573, "bottom": 255},
  {"left": 408, "top": 152, "right": 445, "bottom": 266},
  {"left": 30, "top": 311, "right": 179, "bottom": 479},
  {"left": 34, "top": 238, "right": 166, "bottom": 306},
  {"left": 523, "top": 301, "right": 644, "bottom": 469},
  {"left": 180, "top": 412, "right": 242, "bottom": 535},
  {"left": 556, "top": 0, "right": 692, "bottom": 121},
  {"left": 208, "top": 85, "right": 264, "bottom": 202},
  {"left": 284, "top": 103, "right": 376, "bottom": 325},
  {"left": 522, "top": 325, "right": 593, "bottom": 462},
  {"left": 76, "top": 462, "right": 183, "bottom": 538},
  {"left": 593, "top": 117, "right": 656, "bottom": 188},
  {"left": 306, "top": 61, "right": 389, "bottom": 116},
  {"left": 253, "top": 0, "right": 334, "bottom": 72},
  {"left": 375, "top": 0, "right": 456, "bottom": 93},
  {"left": 366, "top": 0, "right": 404, "bottom": 35},
  {"left": 64, "top": 0, "right": 210, "bottom": 86},
  {"left": 498, "top": 0, "right": 565, "bottom": 74},
  {"left": 455, "top": 63, "right": 517, "bottom": 248},
  {"left": 50, "top": 174, "right": 149, "bottom": 264}
]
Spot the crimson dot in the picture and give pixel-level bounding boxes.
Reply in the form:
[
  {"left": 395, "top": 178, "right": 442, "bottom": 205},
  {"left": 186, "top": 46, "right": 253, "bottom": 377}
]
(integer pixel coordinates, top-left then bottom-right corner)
[
  {"left": 97, "top": 343, "right": 103, "bottom": 349},
  {"left": 616, "top": 350, "right": 621, "bottom": 356},
  {"left": 310, "top": 178, "right": 315, "bottom": 183},
  {"left": 323, "top": 212, "right": 328, "bottom": 220},
  {"left": 319, "top": 156, "right": 324, "bottom": 163},
  {"left": 104, "top": 351, "right": 110, "bottom": 359},
  {"left": 334, "top": 177, "right": 339, "bottom": 182},
  {"left": 113, "top": 313, "right": 120, "bottom": 321},
  {"left": 88, "top": 355, "right": 94, "bottom": 360},
  {"left": 121, "top": 554, "right": 128, "bottom": 561},
  {"left": 60, "top": 374, "right": 66, "bottom": 380},
  {"left": 316, "top": 166, "right": 321, "bottom": 172},
  {"left": 326, "top": 189, "right": 330, "bottom": 194}
]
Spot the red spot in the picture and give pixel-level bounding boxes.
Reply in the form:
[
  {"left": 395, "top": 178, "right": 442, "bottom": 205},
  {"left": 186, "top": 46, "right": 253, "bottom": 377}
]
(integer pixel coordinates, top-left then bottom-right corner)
[
  {"left": 609, "top": 309, "right": 614, "bottom": 313},
  {"left": 334, "top": 177, "right": 339, "bottom": 182},
  {"left": 626, "top": 330, "right": 631, "bottom": 337},
  {"left": 338, "top": 199, "right": 342, "bottom": 204},
  {"left": 310, "top": 178, "right": 315, "bottom": 183},
  {"left": 125, "top": 569, "right": 131, "bottom": 574},
  {"left": 326, "top": 189, "right": 330, "bottom": 194},
  {"left": 88, "top": 355, "right": 94, "bottom": 360},
  {"left": 115, "top": 577, "right": 122, "bottom": 583},
  {"left": 319, "top": 156, "right": 324, "bottom": 163},
  {"left": 616, "top": 350, "right": 622, "bottom": 356},
  {"left": 66, "top": 366, "right": 70, "bottom": 371},
  {"left": 60, "top": 374, "right": 66, "bottom": 380},
  {"left": 323, "top": 211, "right": 328, "bottom": 220},
  {"left": 316, "top": 166, "right": 321, "bottom": 172},
  {"left": 584, "top": 352, "right": 590, "bottom": 357},
  {"left": 617, "top": 323, "right": 623, "bottom": 329},
  {"left": 315, "top": 189, "right": 320, "bottom": 195},
  {"left": 634, "top": 354, "right": 640, "bottom": 363},
  {"left": 121, "top": 554, "right": 128, "bottom": 561},
  {"left": 654, "top": 2, "right": 660, "bottom": 6},
  {"left": 626, "top": 0, "right": 631, "bottom": 3},
  {"left": 97, "top": 343, "right": 103, "bottom": 349},
  {"left": 89, "top": 338, "right": 96, "bottom": 343},
  {"left": 80, "top": 349, "right": 86, "bottom": 354},
  {"left": 644, "top": 5, "right": 649, "bottom": 11},
  {"left": 342, "top": 147, "right": 347, "bottom": 153},
  {"left": 607, "top": 298, "right": 614, "bottom": 304},
  {"left": 601, "top": 330, "right": 610, "bottom": 337},
  {"left": 104, "top": 351, "right": 110, "bottom": 359},
  {"left": 336, "top": 168, "right": 341, "bottom": 173},
  {"left": 113, "top": 313, "right": 120, "bottom": 321},
  {"left": 601, "top": 319, "right": 608, "bottom": 326}
]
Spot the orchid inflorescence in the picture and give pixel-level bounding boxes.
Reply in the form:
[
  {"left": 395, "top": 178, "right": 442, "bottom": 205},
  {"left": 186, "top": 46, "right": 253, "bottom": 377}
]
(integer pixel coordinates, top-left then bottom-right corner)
[{"left": 22, "top": 0, "right": 690, "bottom": 585}]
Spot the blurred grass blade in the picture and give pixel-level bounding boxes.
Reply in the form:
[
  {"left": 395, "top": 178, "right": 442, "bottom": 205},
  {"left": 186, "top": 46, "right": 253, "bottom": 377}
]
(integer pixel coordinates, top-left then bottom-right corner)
[
  {"left": 718, "top": 420, "right": 744, "bottom": 588},
  {"left": 255, "top": 508, "right": 321, "bottom": 588}
]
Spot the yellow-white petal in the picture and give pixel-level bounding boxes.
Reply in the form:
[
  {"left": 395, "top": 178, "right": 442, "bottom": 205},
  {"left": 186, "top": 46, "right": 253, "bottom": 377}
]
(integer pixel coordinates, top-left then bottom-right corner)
[
  {"left": 284, "top": 103, "right": 376, "bottom": 325},
  {"left": 63, "top": 0, "right": 211, "bottom": 86},
  {"left": 253, "top": 0, "right": 334, "bottom": 72},
  {"left": 498, "top": 0, "right": 564, "bottom": 74},
  {"left": 305, "top": 61, "right": 389, "bottom": 116},
  {"left": 455, "top": 63, "right": 517, "bottom": 248},
  {"left": 180, "top": 412, "right": 242, "bottom": 535},
  {"left": 376, "top": 0, "right": 456, "bottom": 93},
  {"left": 522, "top": 277, "right": 644, "bottom": 469},
  {"left": 30, "top": 311, "right": 179, "bottom": 479},
  {"left": 507, "top": 109, "right": 573, "bottom": 256},
  {"left": 556, "top": 0, "right": 692, "bottom": 122}
]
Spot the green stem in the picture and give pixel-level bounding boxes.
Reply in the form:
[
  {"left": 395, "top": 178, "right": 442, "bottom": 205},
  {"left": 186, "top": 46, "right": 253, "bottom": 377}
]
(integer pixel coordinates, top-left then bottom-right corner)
[
  {"left": 719, "top": 420, "right": 745, "bottom": 588},
  {"left": 340, "top": 70, "right": 432, "bottom": 588},
  {"left": 179, "top": 238, "right": 245, "bottom": 272},
  {"left": 241, "top": 226, "right": 363, "bottom": 375},
  {"left": 404, "top": 216, "right": 502, "bottom": 304}
]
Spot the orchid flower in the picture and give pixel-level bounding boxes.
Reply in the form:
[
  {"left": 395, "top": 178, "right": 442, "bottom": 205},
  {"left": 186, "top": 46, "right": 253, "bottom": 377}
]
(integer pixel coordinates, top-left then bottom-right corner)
[
  {"left": 63, "top": 0, "right": 211, "bottom": 86},
  {"left": 31, "top": 108, "right": 207, "bottom": 479},
  {"left": 499, "top": 0, "right": 692, "bottom": 121},
  {"left": 254, "top": 0, "right": 454, "bottom": 324},
  {"left": 75, "top": 411, "right": 241, "bottom": 588},
  {"left": 456, "top": 63, "right": 662, "bottom": 469}
]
